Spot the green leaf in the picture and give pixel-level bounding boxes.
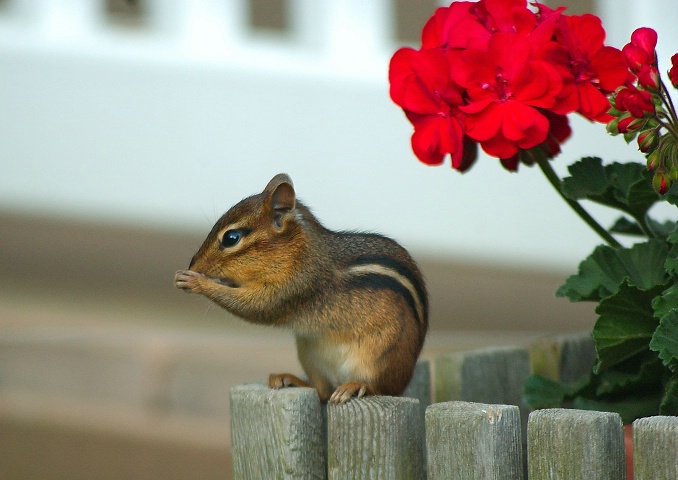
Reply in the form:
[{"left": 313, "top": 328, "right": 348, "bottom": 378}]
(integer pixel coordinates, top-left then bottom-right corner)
[
  {"left": 616, "top": 239, "right": 669, "bottom": 289},
  {"left": 593, "top": 281, "right": 663, "bottom": 372},
  {"left": 665, "top": 224, "right": 678, "bottom": 277},
  {"left": 618, "top": 168, "right": 658, "bottom": 219},
  {"left": 609, "top": 217, "right": 644, "bottom": 236},
  {"left": 557, "top": 245, "right": 629, "bottom": 301},
  {"left": 646, "top": 218, "right": 677, "bottom": 239},
  {"left": 572, "top": 394, "right": 662, "bottom": 424},
  {"left": 667, "top": 222, "right": 678, "bottom": 245},
  {"left": 664, "top": 182, "right": 678, "bottom": 206},
  {"left": 560, "top": 157, "right": 660, "bottom": 219},
  {"left": 659, "top": 373, "right": 678, "bottom": 415},
  {"left": 594, "top": 351, "right": 664, "bottom": 395},
  {"left": 523, "top": 375, "right": 569, "bottom": 409},
  {"left": 561, "top": 157, "right": 609, "bottom": 199},
  {"left": 652, "top": 283, "right": 678, "bottom": 319},
  {"left": 610, "top": 217, "right": 674, "bottom": 239},
  {"left": 650, "top": 308, "right": 678, "bottom": 372},
  {"left": 557, "top": 240, "right": 669, "bottom": 302}
]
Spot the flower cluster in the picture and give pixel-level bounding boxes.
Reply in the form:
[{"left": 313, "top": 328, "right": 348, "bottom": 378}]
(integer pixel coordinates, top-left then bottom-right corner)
[
  {"left": 389, "top": 0, "right": 678, "bottom": 426},
  {"left": 607, "top": 28, "right": 678, "bottom": 194},
  {"left": 389, "top": 0, "right": 629, "bottom": 172}
]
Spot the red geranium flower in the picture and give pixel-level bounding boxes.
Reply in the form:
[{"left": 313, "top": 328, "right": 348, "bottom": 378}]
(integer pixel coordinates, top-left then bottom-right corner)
[
  {"left": 623, "top": 27, "right": 658, "bottom": 73},
  {"left": 421, "top": 0, "right": 537, "bottom": 52},
  {"left": 500, "top": 111, "right": 571, "bottom": 171},
  {"left": 450, "top": 32, "right": 562, "bottom": 159},
  {"left": 543, "top": 12, "right": 630, "bottom": 122},
  {"left": 389, "top": 47, "right": 468, "bottom": 168},
  {"left": 421, "top": 3, "right": 478, "bottom": 49}
]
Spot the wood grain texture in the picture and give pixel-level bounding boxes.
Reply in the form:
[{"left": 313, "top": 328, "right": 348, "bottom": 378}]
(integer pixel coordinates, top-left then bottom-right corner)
[
  {"left": 528, "top": 408, "right": 625, "bottom": 480},
  {"left": 327, "top": 396, "right": 424, "bottom": 480},
  {"left": 230, "top": 384, "right": 325, "bottom": 480},
  {"left": 633, "top": 415, "right": 678, "bottom": 480},
  {"left": 434, "top": 346, "right": 531, "bottom": 439},
  {"left": 425, "top": 401, "right": 523, "bottom": 480}
]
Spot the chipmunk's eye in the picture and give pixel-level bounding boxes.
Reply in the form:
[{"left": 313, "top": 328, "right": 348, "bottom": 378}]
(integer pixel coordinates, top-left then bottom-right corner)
[{"left": 220, "top": 229, "right": 242, "bottom": 248}]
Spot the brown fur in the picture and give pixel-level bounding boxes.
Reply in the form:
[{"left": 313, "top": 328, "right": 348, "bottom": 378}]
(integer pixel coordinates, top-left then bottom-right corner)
[{"left": 175, "top": 173, "right": 428, "bottom": 403}]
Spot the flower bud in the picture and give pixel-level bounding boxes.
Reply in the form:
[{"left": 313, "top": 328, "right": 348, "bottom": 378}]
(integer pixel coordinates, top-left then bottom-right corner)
[
  {"left": 623, "top": 28, "right": 658, "bottom": 72},
  {"left": 617, "top": 115, "right": 643, "bottom": 133},
  {"left": 669, "top": 53, "right": 678, "bottom": 88},
  {"left": 647, "top": 150, "right": 660, "bottom": 170},
  {"left": 623, "top": 44, "right": 647, "bottom": 73},
  {"left": 653, "top": 168, "right": 671, "bottom": 195},
  {"left": 615, "top": 86, "right": 655, "bottom": 118},
  {"left": 631, "top": 28, "right": 658, "bottom": 57},
  {"left": 606, "top": 117, "right": 620, "bottom": 135},
  {"left": 637, "top": 129, "right": 658, "bottom": 153},
  {"left": 637, "top": 65, "right": 660, "bottom": 92}
]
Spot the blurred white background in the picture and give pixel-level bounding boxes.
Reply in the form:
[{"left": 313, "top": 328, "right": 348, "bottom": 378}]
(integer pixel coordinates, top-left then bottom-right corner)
[
  {"left": 4, "top": 2, "right": 678, "bottom": 479},
  {"left": 2, "top": 0, "right": 676, "bottom": 272}
]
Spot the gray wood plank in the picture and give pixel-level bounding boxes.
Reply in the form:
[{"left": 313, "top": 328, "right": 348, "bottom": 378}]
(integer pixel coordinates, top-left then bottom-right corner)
[
  {"left": 426, "top": 401, "right": 523, "bottom": 480},
  {"left": 230, "top": 384, "right": 325, "bottom": 480},
  {"left": 435, "top": 346, "right": 531, "bottom": 438},
  {"left": 529, "top": 332, "right": 595, "bottom": 384},
  {"left": 633, "top": 415, "right": 678, "bottom": 480},
  {"left": 327, "top": 396, "right": 424, "bottom": 480},
  {"left": 402, "top": 359, "right": 431, "bottom": 420},
  {"left": 528, "top": 408, "right": 625, "bottom": 480}
]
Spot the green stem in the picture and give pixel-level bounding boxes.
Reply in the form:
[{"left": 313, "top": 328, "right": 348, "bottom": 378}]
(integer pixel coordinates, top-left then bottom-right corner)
[
  {"left": 660, "top": 78, "right": 678, "bottom": 126},
  {"left": 537, "top": 158, "right": 623, "bottom": 249},
  {"left": 632, "top": 213, "right": 655, "bottom": 238}
]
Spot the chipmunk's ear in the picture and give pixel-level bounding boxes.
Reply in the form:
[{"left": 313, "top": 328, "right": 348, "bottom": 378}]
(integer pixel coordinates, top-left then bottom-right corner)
[{"left": 264, "top": 174, "right": 296, "bottom": 229}]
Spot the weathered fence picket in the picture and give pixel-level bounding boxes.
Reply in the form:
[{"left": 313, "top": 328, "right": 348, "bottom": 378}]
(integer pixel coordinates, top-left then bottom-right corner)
[
  {"left": 327, "top": 396, "right": 424, "bottom": 480},
  {"left": 229, "top": 341, "right": 678, "bottom": 478},
  {"left": 402, "top": 360, "right": 432, "bottom": 420},
  {"left": 425, "top": 401, "right": 523, "bottom": 480},
  {"left": 434, "top": 345, "right": 531, "bottom": 439},
  {"left": 230, "top": 384, "right": 325, "bottom": 480},
  {"left": 633, "top": 415, "right": 678, "bottom": 480},
  {"left": 529, "top": 332, "right": 596, "bottom": 383},
  {"left": 528, "top": 408, "right": 625, "bottom": 480}
]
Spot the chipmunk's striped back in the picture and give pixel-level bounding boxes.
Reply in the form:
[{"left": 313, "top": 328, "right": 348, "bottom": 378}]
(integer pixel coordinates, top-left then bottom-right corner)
[{"left": 346, "top": 255, "right": 428, "bottom": 334}]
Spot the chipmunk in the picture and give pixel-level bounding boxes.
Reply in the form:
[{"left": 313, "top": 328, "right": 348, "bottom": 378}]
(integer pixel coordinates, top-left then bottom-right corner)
[{"left": 174, "top": 174, "right": 428, "bottom": 404}]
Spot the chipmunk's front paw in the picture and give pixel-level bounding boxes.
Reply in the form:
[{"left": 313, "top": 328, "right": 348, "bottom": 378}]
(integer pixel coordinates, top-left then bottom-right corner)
[
  {"left": 174, "top": 269, "right": 204, "bottom": 293},
  {"left": 268, "top": 373, "right": 311, "bottom": 390},
  {"left": 329, "top": 382, "right": 373, "bottom": 404}
]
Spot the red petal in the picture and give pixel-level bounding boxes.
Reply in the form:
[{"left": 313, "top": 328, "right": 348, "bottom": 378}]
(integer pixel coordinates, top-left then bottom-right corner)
[
  {"left": 592, "top": 46, "right": 630, "bottom": 92},
  {"left": 410, "top": 116, "right": 444, "bottom": 165},
  {"left": 576, "top": 82, "right": 613, "bottom": 121},
  {"left": 516, "top": 112, "right": 549, "bottom": 150},
  {"left": 500, "top": 156, "right": 520, "bottom": 171},
  {"left": 501, "top": 102, "right": 538, "bottom": 141},
  {"left": 409, "top": 115, "right": 464, "bottom": 167},
  {"left": 389, "top": 48, "right": 417, "bottom": 106},
  {"left": 562, "top": 14, "right": 605, "bottom": 59},
  {"left": 462, "top": 102, "right": 502, "bottom": 141},
  {"left": 631, "top": 27, "right": 658, "bottom": 56},
  {"left": 489, "top": 33, "right": 530, "bottom": 80},
  {"left": 480, "top": 134, "right": 519, "bottom": 159}
]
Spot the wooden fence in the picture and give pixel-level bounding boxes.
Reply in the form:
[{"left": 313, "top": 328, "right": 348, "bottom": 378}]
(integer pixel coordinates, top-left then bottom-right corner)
[{"left": 229, "top": 334, "right": 678, "bottom": 479}]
